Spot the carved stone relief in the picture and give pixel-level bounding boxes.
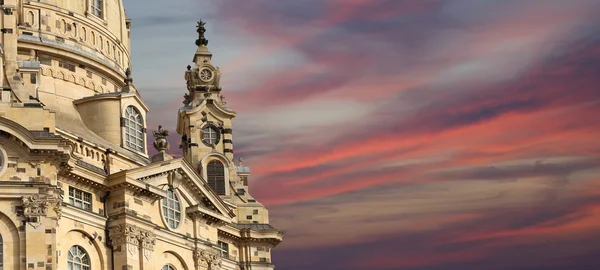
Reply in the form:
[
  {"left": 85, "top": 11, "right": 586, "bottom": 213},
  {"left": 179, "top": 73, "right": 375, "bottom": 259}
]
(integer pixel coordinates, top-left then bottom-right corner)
[
  {"left": 194, "top": 248, "right": 222, "bottom": 270},
  {"left": 109, "top": 224, "right": 156, "bottom": 261}
]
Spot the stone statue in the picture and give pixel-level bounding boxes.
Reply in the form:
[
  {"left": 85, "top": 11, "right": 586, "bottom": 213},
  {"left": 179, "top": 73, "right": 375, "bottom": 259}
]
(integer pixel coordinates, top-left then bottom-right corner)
[
  {"left": 124, "top": 67, "right": 133, "bottom": 85},
  {"left": 183, "top": 93, "right": 192, "bottom": 106},
  {"left": 218, "top": 94, "right": 227, "bottom": 106}
]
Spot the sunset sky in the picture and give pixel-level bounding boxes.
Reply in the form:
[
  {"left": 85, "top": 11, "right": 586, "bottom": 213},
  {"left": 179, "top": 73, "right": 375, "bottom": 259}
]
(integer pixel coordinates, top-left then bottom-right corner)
[{"left": 124, "top": 0, "right": 600, "bottom": 269}]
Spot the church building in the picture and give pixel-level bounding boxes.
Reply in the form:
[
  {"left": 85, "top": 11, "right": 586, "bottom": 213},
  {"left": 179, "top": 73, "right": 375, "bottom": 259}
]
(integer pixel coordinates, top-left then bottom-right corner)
[{"left": 0, "top": 1, "right": 282, "bottom": 269}]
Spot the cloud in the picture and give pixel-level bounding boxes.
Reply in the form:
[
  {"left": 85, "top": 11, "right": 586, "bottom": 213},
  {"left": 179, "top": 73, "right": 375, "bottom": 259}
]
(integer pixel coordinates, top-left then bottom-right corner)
[{"left": 124, "top": 0, "right": 600, "bottom": 269}]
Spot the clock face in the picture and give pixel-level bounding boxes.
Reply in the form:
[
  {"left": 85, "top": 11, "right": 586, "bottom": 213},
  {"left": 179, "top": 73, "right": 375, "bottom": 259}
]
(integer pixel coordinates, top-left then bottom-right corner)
[{"left": 199, "top": 69, "right": 213, "bottom": 82}]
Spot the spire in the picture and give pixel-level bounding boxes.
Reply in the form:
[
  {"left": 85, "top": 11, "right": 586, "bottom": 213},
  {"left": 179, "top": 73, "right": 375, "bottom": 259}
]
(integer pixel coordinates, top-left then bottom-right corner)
[
  {"left": 185, "top": 20, "right": 222, "bottom": 98},
  {"left": 195, "top": 20, "right": 209, "bottom": 47}
]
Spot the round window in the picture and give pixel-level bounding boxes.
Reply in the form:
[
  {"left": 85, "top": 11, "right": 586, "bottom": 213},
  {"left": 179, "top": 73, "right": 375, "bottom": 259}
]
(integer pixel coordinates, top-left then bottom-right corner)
[
  {"left": 201, "top": 126, "right": 220, "bottom": 146},
  {"left": 161, "top": 189, "right": 181, "bottom": 229}
]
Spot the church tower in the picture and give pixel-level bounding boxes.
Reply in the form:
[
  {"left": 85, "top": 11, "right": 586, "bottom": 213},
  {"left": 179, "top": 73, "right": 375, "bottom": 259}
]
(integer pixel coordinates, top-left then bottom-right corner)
[{"left": 178, "top": 21, "right": 275, "bottom": 227}]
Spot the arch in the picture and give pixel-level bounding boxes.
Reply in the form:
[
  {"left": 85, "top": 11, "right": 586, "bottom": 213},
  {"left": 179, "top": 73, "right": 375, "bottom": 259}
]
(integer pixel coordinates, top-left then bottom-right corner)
[
  {"left": 200, "top": 152, "right": 232, "bottom": 168},
  {"left": 123, "top": 106, "right": 144, "bottom": 152},
  {"left": 0, "top": 211, "right": 20, "bottom": 270},
  {"left": 162, "top": 251, "right": 189, "bottom": 270},
  {"left": 63, "top": 229, "right": 105, "bottom": 270},
  {"left": 91, "top": 31, "right": 97, "bottom": 46}
]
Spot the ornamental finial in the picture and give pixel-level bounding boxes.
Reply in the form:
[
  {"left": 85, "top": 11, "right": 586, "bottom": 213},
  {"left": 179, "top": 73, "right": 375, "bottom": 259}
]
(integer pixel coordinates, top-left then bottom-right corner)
[
  {"left": 196, "top": 20, "right": 209, "bottom": 47},
  {"left": 152, "top": 125, "right": 170, "bottom": 152}
]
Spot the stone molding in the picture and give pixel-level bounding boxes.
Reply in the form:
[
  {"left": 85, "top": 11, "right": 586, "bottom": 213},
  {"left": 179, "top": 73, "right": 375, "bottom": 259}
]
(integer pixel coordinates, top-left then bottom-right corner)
[{"left": 109, "top": 224, "right": 156, "bottom": 261}]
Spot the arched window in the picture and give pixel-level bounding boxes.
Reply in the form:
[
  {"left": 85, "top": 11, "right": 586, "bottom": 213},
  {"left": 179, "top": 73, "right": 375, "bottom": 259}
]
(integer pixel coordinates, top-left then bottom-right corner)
[
  {"left": 207, "top": 160, "right": 225, "bottom": 195},
  {"left": 124, "top": 106, "right": 144, "bottom": 152},
  {"left": 162, "top": 189, "right": 181, "bottom": 229},
  {"left": 162, "top": 265, "right": 176, "bottom": 270},
  {"left": 67, "top": 245, "right": 90, "bottom": 270},
  {"left": 0, "top": 234, "right": 3, "bottom": 270}
]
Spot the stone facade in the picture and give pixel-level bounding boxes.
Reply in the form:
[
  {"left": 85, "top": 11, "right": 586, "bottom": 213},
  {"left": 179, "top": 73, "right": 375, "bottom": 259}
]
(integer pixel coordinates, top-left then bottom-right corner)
[{"left": 0, "top": 1, "right": 282, "bottom": 269}]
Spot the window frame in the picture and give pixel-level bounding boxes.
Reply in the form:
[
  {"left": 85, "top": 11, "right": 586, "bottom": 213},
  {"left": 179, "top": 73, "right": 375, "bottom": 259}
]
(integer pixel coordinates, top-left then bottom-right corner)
[
  {"left": 206, "top": 160, "right": 226, "bottom": 195},
  {"left": 201, "top": 125, "right": 220, "bottom": 146},
  {"left": 124, "top": 106, "right": 145, "bottom": 152},
  {"left": 68, "top": 186, "right": 92, "bottom": 211},
  {"left": 161, "top": 189, "right": 182, "bottom": 230},
  {"left": 90, "top": 0, "right": 104, "bottom": 19},
  {"left": 217, "top": 241, "right": 229, "bottom": 258},
  {"left": 67, "top": 245, "right": 91, "bottom": 270}
]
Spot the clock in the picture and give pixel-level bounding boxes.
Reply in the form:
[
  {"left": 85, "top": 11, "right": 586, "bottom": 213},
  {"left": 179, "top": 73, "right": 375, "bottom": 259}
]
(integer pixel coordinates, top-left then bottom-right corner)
[{"left": 199, "top": 68, "right": 213, "bottom": 82}]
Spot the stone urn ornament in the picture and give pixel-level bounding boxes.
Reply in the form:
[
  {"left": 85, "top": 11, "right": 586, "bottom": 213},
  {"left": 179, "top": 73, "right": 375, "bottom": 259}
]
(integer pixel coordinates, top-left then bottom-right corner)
[{"left": 153, "top": 125, "right": 170, "bottom": 152}]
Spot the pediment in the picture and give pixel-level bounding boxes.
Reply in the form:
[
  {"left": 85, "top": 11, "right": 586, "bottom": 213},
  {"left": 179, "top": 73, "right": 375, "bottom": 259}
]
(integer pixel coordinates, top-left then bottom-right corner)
[{"left": 123, "top": 157, "right": 235, "bottom": 221}]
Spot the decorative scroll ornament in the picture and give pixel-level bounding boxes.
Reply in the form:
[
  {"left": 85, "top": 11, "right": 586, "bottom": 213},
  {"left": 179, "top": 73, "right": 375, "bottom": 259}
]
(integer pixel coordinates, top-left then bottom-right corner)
[
  {"left": 23, "top": 194, "right": 48, "bottom": 216},
  {"left": 153, "top": 125, "right": 170, "bottom": 152}
]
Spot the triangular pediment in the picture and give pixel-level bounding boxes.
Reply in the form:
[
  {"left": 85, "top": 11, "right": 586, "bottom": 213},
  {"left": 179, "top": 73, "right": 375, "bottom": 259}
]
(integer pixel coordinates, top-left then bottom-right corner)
[{"left": 124, "top": 157, "right": 235, "bottom": 221}]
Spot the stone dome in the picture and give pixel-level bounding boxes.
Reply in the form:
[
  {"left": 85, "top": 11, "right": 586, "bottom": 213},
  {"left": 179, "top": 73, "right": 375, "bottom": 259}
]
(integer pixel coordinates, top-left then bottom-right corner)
[{"left": 3, "top": 0, "right": 150, "bottom": 164}]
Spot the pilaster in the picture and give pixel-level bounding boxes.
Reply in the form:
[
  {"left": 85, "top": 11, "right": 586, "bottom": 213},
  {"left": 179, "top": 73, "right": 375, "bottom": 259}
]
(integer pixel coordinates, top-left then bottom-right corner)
[
  {"left": 21, "top": 187, "right": 62, "bottom": 270},
  {"left": 109, "top": 224, "right": 156, "bottom": 270}
]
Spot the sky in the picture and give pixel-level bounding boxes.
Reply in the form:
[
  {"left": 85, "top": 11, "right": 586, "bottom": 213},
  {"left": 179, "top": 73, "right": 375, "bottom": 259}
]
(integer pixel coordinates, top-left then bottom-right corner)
[{"left": 123, "top": 0, "right": 600, "bottom": 269}]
